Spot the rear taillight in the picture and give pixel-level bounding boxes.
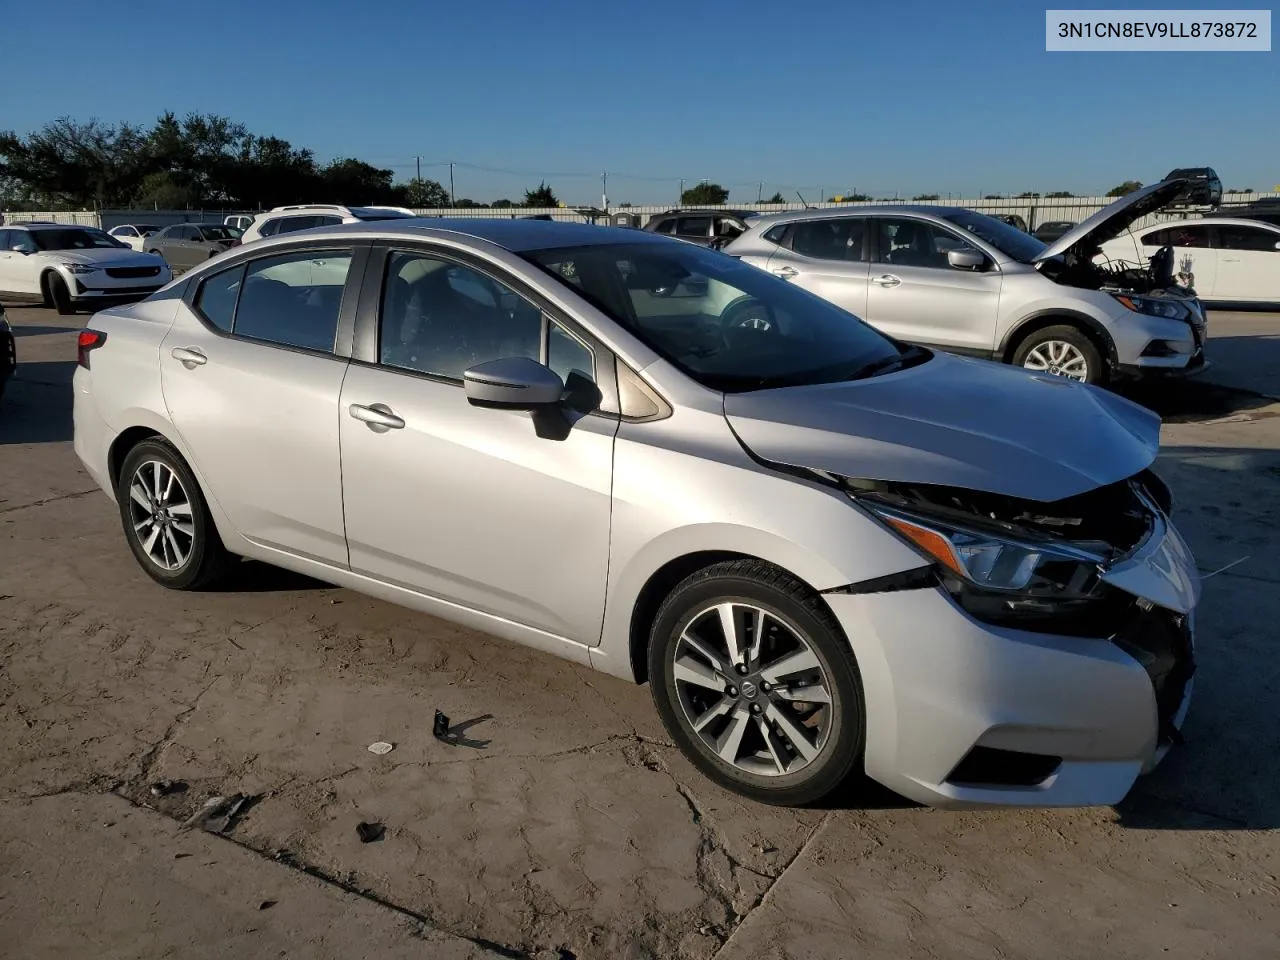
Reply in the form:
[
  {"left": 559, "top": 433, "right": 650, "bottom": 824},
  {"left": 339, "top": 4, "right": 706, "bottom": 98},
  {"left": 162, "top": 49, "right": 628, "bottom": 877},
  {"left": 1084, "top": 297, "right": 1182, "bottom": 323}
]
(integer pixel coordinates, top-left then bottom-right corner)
[{"left": 77, "top": 329, "right": 107, "bottom": 369}]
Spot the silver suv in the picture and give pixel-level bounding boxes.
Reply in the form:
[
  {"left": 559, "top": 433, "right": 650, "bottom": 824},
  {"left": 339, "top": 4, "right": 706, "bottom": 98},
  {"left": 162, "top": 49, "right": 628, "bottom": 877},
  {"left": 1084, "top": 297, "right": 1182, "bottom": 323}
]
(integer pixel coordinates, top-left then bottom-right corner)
[{"left": 723, "top": 181, "right": 1208, "bottom": 385}]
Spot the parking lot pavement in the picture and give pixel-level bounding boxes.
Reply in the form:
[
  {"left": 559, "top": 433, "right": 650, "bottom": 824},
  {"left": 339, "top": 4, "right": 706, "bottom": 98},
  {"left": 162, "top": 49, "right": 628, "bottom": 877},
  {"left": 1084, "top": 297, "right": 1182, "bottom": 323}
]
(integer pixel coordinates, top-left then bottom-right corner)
[{"left": 2, "top": 303, "right": 1280, "bottom": 959}]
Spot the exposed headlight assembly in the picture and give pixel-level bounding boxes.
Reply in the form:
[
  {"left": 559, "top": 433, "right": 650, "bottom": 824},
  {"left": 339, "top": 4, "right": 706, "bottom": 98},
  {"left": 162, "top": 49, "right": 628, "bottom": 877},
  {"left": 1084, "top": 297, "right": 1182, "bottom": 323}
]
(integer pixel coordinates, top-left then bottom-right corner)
[
  {"left": 859, "top": 500, "right": 1129, "bottom": 634},
  {"left": 1112, "top": 293, "right": 1190, "bottom": 320}
]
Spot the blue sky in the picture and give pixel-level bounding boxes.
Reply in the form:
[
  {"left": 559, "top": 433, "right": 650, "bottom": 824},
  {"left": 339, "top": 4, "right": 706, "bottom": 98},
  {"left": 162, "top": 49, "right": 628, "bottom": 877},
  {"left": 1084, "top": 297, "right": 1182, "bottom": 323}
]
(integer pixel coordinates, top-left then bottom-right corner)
[{"left": 4, "top": 0, "right": 1275, "bottom": 203}]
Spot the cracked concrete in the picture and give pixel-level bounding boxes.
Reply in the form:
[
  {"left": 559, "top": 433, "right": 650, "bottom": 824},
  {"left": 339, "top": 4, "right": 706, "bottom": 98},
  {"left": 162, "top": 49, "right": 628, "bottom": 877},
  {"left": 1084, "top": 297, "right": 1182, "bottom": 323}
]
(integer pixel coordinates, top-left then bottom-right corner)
[{"left": 3, "top": 306, "right": 1280, "bottom": 958}]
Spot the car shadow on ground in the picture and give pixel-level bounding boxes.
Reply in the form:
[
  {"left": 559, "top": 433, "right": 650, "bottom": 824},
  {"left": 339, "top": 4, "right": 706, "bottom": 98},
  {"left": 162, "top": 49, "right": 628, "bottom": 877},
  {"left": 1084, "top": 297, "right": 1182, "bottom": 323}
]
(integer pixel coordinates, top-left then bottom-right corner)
[
  {"left": 8, "top": 325, "right": 80, "bottom": 338},
  {"left": 0, "top": 361, "right": 75, "bottom": 445},
  {"left": 1121, "top": 377, "right": 1279, "bottom": 425},
  {"left": 217, "top": 559, "right": 330, "bottom": 593}
]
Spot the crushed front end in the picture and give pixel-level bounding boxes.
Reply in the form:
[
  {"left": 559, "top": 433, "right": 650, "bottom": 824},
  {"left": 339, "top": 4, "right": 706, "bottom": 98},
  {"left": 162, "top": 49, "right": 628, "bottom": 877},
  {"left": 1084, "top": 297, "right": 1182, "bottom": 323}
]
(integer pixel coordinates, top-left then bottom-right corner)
[{"left": 824, "top": 468, "right": 1198, "bottom": 808}]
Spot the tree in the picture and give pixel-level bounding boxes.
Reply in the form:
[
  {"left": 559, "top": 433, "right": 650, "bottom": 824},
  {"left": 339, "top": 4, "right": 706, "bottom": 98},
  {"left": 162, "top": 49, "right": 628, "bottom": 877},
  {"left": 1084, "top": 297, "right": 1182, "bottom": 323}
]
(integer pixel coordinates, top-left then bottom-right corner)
[
  {"left": 523, "top": 181, "right": 558, "bottom": 207},
  {"left": 453, "top": 197, "right": 486, "bottom": 208},
  {"left": 1106, "top": 180, "right": 1143, "bottom": 197},
  {"left": 764, "top": 191, "right": 785, "bottom": 204},
  {"left": 912, "top": 193, "right": 940, "bottom": 201},
  {"left": 490, "top": 197, "right": 515, "bottom": 207},
  {"left": 320, "top": 158, "right": 397, "bottom": 204},
  {"left": 834, "top": 193, "right": 870, "bottom": 203},
  {"left": 402, "top": 177, "right": 450, "bottom": 207},
  {"left": 983, "top": 194, "right": 1003, "bottom": 199},
  {"left": 1046, "top": 191, "right": 1074, "bottom": 198},
  {"left": 0, "top": 117, "right": 149, "bottom": 207},
  {"left": 1015, "top": 191, "right": 1040, "bottom": 198},
  {"left": 681, "top": 182, "right": 729, "bottom": 204}
]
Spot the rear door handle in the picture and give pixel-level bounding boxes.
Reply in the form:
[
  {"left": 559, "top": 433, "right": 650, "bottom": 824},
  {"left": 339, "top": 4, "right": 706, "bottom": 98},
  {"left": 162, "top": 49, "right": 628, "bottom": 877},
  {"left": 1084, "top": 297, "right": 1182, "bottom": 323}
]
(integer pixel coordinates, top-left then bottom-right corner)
[
  {"left": 872, "top": 274, "right": 902, "bottom": 287},
  {"left": 1220, "top": 257, "right": 1240, "bottom": 262},
  {"left": 772, "top": 265, "right": 798, "bottom": 279},
  {"left": 170, "top": 346, "right": 207, "bottom": 367},
  {"left": 349, "top": 402, "right": 405, "bottom": 432}
]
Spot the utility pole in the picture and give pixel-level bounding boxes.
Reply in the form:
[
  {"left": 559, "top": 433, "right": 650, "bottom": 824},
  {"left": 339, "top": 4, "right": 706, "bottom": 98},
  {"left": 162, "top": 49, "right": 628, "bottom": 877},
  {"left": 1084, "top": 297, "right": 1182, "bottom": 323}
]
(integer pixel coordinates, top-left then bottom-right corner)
[
  {"left": 449, "top": 162, "right": 456, "bottom": 206},
  {"left": 679, "top": 179, "right": 684, "bottom": 206},
  {"left": 602, "top": 171, "right": 608, "bottom": 214},
  {"left": 757, "top": 181, "right": 763, "bottom": 203},
  {"left": 416, "top": 156, "right": 421, "bottom": 181}
]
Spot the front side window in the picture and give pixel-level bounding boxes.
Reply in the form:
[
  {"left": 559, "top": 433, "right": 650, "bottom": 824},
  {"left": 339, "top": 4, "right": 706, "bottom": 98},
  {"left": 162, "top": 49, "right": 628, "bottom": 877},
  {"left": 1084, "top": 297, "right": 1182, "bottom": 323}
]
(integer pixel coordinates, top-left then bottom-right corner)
[
  {"left": 196, "top": 225, "right": 239, "bottom": 241},
  {"left": 940, "top": 209, "right": 1045, "bottom": 262},
  {"left": 1217, "top": 225, "right": 1279, "bottom": 252},
  {"left": 876, "top": 218, "right": 974, "bottom": 269},
  {"left": 652, "top": 218, "right": 676, "bottom": 235},
  {"left": 377, "top": 252, "right": 594, "bottom": 386},
  {"left": 1155, "top": 225, "right": 1211, "bottom": 248},
  {"left": 522, "top": 241, "right": 902, "bottom": 392},
  {"left": 191, "top": 250, "right": 352, "bottom": 352},
  {"left": 378, "top": 252, "right": 543, "bottom": 380},
  {"left": 790, "top": 218, "right": 864, "bottom": 261}
]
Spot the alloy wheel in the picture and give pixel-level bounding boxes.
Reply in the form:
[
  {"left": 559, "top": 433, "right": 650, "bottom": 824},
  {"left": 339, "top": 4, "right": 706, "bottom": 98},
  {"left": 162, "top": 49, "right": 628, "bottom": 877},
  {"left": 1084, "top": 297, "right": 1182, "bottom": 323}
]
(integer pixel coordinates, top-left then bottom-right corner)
[
  {"left": 126, "top": 459, "right": 196, "bottom": 571},
  {"left": 672, "top": 602, "right": 833, "bottom": 777},
  {"left": 1022, "top": 340, "right": 1089, "bottom": 381}
]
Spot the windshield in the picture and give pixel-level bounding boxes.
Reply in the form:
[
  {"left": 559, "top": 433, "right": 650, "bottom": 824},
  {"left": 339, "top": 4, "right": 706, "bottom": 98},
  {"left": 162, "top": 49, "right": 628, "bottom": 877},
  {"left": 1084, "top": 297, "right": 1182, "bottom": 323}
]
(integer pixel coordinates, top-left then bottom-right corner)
[
  {"left": 940, "top": 210, "right": 1046, "bottom": 263},
  {"left": 357, "top": 211, "right": 416, "bottom": 221},
  {"left": 31, "top": 228, "right": 124, "bottom": 251},
  {"left": 522, "top": 241, "right": 908, "bottom": 392},
  {"left": 197, "top": 225, "right": 239, "bottom": 240}
]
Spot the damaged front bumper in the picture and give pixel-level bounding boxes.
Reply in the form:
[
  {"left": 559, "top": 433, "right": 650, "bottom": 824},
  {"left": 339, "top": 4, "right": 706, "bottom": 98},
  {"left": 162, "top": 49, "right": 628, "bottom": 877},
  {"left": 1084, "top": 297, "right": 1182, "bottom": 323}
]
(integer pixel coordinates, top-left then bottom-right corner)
[{"left": 825, "top": 519, "right": 1197, "bottom": 809}]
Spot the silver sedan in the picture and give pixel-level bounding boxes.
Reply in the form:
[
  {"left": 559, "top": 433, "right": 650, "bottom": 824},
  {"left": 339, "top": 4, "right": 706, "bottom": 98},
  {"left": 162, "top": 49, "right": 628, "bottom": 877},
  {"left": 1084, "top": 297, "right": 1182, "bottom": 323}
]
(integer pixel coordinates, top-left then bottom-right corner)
[{"left": 72, "top": 219, "right": 1199, "bottom": 808}]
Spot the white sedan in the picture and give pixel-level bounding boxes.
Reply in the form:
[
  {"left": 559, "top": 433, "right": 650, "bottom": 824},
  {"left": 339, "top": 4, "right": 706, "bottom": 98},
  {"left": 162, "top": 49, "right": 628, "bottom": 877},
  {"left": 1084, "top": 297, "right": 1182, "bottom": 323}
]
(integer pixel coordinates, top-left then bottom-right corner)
[
  {"left": 1100, "top": 217, "right": 1280, "bottom": 305},
  {"left": 107, "top": 223, "right": 164, "bottom": 252}
]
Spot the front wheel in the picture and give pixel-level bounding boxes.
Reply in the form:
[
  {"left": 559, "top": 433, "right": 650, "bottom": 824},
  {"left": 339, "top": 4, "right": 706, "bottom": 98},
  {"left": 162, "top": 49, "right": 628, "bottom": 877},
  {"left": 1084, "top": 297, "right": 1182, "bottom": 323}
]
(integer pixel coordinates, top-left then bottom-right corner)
[
  {"left": 116, "top": 439, "right": 235, "bottom": 590},
  {"left": 648, "top": 560, "right": 865, "bottom": 806},
  {"left": 1012, "top": 324, "right": 1106, "bottom": 385},
  {"left": 47, "top": 274, "right": 75, "bottom": 315}
]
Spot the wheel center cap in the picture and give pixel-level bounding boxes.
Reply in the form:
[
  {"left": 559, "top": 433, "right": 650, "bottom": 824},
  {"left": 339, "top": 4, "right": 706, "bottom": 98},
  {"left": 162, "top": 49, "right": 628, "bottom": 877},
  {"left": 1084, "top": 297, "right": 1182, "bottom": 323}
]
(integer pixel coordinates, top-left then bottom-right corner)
[{"left": 740, "top": 680, "right": 758, "bottom": 700}]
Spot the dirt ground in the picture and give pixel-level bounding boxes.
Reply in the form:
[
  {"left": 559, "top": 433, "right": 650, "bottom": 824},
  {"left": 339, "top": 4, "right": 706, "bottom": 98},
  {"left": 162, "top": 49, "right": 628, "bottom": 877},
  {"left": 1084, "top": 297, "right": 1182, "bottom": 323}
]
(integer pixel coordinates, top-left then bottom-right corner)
[{"left": 2, "top": 303, "right": 1279, "bottom": 959}]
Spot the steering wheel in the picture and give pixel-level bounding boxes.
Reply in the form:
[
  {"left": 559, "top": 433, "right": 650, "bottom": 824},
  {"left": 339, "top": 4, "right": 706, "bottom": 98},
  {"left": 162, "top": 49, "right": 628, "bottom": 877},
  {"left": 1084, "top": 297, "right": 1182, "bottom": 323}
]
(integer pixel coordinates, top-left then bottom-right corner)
[{"left": 720, "top": 295, "right": 781, "bottom": 340}]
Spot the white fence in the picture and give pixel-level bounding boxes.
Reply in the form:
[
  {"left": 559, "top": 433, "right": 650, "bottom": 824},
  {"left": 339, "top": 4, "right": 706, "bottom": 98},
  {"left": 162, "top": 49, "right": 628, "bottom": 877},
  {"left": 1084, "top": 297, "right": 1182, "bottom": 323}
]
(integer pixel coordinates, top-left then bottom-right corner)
[{"left": 7, "top": 193, "right": 1277, "bottom": 235}]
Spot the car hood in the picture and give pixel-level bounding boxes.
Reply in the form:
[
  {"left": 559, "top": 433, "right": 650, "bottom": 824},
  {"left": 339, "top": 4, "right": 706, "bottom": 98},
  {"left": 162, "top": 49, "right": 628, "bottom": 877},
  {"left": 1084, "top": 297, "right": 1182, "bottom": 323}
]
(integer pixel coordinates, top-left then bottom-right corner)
[
  {"left": 46, "top": 248, "right": 166, "bottom": 268},
  {"left": 1034, "top": 179, "right": 1186, "bottom": 263},
  {"left": 723, "top": 352, "right": 1161, "bottom": 502}
]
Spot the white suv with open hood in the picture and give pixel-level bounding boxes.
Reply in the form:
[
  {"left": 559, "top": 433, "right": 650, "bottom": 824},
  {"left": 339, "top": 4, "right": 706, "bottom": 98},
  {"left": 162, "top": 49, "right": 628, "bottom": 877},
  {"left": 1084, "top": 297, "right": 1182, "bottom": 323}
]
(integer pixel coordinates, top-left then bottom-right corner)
[
  {"left": 0, "top": 223, "right": 172, "bottom": 314},
  {"left": 724, "top": 180, "right": 1207, "bottom": 386}
]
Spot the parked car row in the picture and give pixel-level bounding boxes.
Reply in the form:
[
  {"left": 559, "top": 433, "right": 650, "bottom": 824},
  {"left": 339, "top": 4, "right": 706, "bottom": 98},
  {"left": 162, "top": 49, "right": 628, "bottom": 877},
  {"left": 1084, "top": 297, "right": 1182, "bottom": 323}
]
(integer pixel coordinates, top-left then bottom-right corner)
[
  {"left": 74, "top": 215, "right": 1200, "bottom": 810},
  {"left": 721, "top": 180, "right": 1211, "bottom": 385}
]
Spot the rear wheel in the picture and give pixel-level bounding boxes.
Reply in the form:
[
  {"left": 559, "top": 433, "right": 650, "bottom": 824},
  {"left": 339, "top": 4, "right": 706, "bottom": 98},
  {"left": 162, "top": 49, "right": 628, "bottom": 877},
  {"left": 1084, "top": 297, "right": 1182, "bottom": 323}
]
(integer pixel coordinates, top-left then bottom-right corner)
[
  {"left": 116, "top": 439, "right": 235, "bottom": 590},
  {"left": 1012, "top": 324, "right": 1106, "bottom": 385},
  {"left": 46, "top": 274, "right": 75, "bottom": 315},
  {"left": 648, "top": 559, "right": 865, "bottom": 806}
]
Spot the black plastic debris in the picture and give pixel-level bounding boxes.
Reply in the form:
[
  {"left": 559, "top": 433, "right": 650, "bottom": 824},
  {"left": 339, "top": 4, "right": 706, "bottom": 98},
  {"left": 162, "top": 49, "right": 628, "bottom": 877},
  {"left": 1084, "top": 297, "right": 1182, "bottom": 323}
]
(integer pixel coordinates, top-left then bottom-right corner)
[
  {"left": 433, "top": 710, "right": 450, "bottom": 740},
  {"left": 259, "top": 900, "right": 277, "bottom": 911},
  {"left": 356, "top": 821, "right": 385, "bottom": 843},
  {"left": 149, "top": 779, "right": 188, "bottom": 798},
  {"left": 181, "top": 793, "right": 253, "bottom": 834}
]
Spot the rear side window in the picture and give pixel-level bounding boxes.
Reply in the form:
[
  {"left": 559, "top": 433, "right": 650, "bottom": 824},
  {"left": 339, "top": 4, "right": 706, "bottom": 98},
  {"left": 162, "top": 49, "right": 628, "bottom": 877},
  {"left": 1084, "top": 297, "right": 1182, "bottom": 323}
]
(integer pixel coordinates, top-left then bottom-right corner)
[
  {"left": 790, "top": 219, "right": 864, "bottom": 261},
  {"left": 194, "top": 264, "right": 245, "bottom": 332},
  {"left": 258, "top": 218, "right": 281, "bottom": 237},
  {"left": 191, "top": 249, "right": 352, "bottom": 352},
  {"left": 274, "top": 216, "right": 319, "bottom": 235},
  {"left": 676, "top": 216, "right": 712, "bottom": 236},
  {"left": 1143, "top": 225, "right": 1211, "bottom": 248},
  {"left": 652, "top": 218, "right": 675, "bottom": 234}
]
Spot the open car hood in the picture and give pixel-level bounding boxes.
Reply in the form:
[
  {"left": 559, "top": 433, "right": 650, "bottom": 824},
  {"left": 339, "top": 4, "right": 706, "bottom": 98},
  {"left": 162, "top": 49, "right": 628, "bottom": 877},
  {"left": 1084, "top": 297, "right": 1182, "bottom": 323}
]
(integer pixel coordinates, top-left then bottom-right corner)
[
  {"left": 1033, "top": 179, "right": 1187, "bottom": 263},
  {"left": 723, "top": 353, "right": 1161, "bottom": 503}
]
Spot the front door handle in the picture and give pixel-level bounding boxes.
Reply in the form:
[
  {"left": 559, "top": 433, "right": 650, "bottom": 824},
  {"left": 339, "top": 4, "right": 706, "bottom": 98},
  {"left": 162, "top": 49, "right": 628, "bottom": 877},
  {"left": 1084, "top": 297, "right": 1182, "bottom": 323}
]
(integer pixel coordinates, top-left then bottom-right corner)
[
  {"left": 170, "top": 346, "right": 207, "bottom": 367},
  {"left": 872, "top": 274, "right": 902, "bottom": 287},
  {"left": 349, "top": 402, "right": 405, "bottom": 432},
  {"left": 772, "top": 265, "right": 798, "bottom": 279},
  {"left": 1220, "top": 257, "right": 1240, "bottom": 262}
]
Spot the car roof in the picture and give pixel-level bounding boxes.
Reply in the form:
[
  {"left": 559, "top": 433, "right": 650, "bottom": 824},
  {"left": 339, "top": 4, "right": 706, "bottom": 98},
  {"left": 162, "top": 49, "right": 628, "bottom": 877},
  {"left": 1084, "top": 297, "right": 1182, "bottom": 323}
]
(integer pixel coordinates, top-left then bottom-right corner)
[
  {"left": 745, "top": 204, "right": 966, "bottom": 227},
  {"left": 1136, "top": 217, "right": 1280, "bottom": 231},
  {"left": 258, "top": 217, "right": 669, "bottom": 252},
  {"left": 10, "top": 222, "right": 97, "bottom": 230}
]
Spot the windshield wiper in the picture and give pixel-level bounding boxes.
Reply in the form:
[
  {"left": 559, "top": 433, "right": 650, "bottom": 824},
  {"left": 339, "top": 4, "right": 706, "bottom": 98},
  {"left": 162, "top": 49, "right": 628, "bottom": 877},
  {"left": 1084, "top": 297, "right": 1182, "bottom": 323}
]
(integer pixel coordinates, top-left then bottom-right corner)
[{"left": 847, "top": 344, "right": 927, "bottom": 381}]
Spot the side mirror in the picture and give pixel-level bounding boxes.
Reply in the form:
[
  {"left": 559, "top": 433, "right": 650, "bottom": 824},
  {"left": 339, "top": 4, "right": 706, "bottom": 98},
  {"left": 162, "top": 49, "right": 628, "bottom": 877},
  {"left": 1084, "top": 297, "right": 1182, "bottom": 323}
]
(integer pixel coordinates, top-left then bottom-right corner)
[
  {"left": 463, "top": 357, "right": 564, "bottom": 410},
  {"left": 11, "top": 245, "right": 34, "bottom": 255},
  {"left": 947, "top": 247, "right": 986, "bottom": 271}
]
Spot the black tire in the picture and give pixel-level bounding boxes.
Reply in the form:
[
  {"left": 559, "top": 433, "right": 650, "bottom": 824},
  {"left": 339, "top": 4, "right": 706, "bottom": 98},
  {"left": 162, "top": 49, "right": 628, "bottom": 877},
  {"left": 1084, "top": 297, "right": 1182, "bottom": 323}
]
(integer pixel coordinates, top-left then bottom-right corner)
[
  {"left": 116, "top": 438, "right": 236, "bottom": 590},
  {"left": 1011, "top": 323, "right": 1107, "bottom": 385},
  {"left": 46, "top": 273, "right": 75, "bottom": 316},
  {"left": 647, "top": 559, "right": 865, "bottom": 806}
]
